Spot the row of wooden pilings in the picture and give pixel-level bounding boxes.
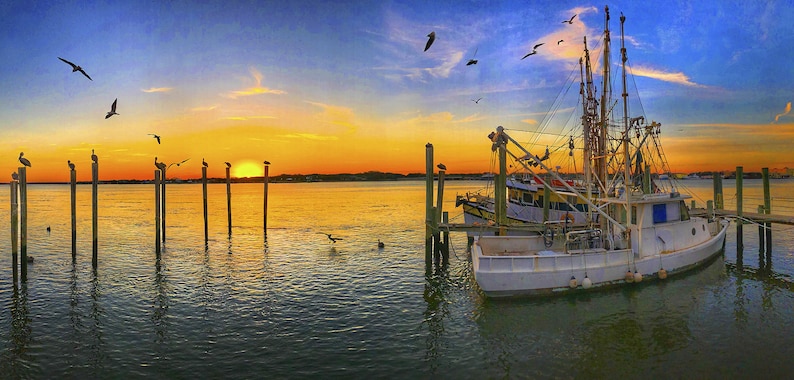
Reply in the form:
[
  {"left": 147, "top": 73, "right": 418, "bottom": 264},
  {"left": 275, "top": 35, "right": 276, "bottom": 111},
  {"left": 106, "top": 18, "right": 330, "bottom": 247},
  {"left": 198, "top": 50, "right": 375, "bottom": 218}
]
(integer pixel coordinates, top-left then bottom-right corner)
[
  {"left": 9, "top": 157, "right": 271, "bottom": 283},
  {"left": 424, "top": 143, "right": 450, "bottom": 274}
]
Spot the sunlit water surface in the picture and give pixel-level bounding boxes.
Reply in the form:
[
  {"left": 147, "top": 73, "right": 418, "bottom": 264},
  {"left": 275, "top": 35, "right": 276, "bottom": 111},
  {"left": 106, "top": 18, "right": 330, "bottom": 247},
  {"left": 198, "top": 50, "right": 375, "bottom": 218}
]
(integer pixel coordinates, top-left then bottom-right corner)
[{"left": 1, "top": 179, "right": 794, "bottom": 378}]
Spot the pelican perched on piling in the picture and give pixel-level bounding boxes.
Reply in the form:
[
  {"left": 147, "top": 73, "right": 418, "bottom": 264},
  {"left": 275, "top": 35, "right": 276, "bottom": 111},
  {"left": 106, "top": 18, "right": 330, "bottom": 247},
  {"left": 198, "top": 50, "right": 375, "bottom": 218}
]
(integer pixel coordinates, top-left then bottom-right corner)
[
  {"left": 225, "top": 162, "right": 231, "bottom": 168},
  {"left": 11, "top": 172, "right": 19, "bottom": 181},
  {"left": 19, "top": 152, "right": 31, "bottom": 167},
  {"left": 154, "top": 157, "right": 166, "bottom": 170},
  {"left": 264, "top": 160, "right": 271, "bottom": 165},
  {"left": 437, "top": 163, "right": 446, "bottom": 171},
  {"left": 91, "top": 149, "right": 98, "bottom": 163},
  {"left": 68, "top": 160, "right": 75, "bottom": 171},
  {"left": 202, "top": 158, "right": 208, "bottom": 167}
]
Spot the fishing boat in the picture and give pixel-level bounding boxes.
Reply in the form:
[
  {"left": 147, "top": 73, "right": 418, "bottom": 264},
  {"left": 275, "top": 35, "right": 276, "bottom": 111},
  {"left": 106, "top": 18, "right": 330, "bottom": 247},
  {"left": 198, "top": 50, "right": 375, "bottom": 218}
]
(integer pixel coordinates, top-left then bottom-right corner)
[{"left": 468, "top": 7, "right": 729, "bottom": 297}]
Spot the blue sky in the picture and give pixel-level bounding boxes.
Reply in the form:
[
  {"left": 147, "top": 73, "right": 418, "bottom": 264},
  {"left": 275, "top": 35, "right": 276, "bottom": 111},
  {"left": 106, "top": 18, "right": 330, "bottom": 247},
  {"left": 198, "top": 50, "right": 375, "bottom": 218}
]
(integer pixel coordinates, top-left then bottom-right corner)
[{"left": 1, "top": 0, "right": 792, "bottom": 181}]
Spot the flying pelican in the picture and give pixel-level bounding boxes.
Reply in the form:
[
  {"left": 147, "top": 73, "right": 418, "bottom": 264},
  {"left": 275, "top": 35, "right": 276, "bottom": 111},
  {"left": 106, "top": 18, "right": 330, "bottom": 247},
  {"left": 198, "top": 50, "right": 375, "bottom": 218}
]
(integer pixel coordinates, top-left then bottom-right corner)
[
  {"left": 154, "top": 157, "right": 166, "bottom": 170},
  {"left": 424, "top": 31, "right": 435, "bottom": 52},
  {"left": 68, "top": 160, "right": 75, "bottom": 171},
  {"left": 91, "top": 149, "right": 98, "bottom": 163},
  {"left": 264, "top": 160, "right": 271, "bottom": 165},
  {"left": 58, "top": 57, "right": 92, "bottom": 81},
  {"left": 466, "top": 47, "right": 478, "bottom": 66},
  {"left": 105, "top": 98, "right": 118, "bottom": 119},
  {"left": 202, "top": 158, "right": 208, "bottom": 167},
  {"left": 562, "top": 14, "right": 577, "bottom": 24},
  {"left": 18, "top": 152, "right": 31, "bottom": 167},
  {"left": 557, "top": 39, "right": 564, "bottom": 45},
  {"left": 472, "top": 97, "right": 482, "bottom": 104},
  {"left": 148, "top": 134, "right": 161, "bottom": 144},
  {"left": 437, "top": 163, "right": 446, "bottom": 171},
  {"left": 521, "top": 43, "right": 544, "bottom": 59},
  {"left": 225, "top": 162, "right": 231, "bottom": 168},
  {"left": 322, "top": 233, "right": 343, "bottom": 243}
]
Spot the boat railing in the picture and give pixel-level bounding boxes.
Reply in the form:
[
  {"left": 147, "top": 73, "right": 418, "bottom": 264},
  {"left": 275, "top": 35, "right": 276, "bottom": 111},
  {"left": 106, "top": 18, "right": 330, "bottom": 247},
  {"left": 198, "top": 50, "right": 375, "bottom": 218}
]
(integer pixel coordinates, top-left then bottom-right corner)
[{"left": 564, "top": 229, "right": 604, "bottom": 253}]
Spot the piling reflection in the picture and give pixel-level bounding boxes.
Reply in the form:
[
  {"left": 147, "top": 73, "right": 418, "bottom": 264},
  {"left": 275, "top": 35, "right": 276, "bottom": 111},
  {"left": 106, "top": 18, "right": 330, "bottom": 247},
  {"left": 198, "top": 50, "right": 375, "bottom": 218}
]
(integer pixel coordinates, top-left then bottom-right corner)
[
  {"left": 6, "top": 283, "right": 31, "bottom": 377},
  {"left": 422, "top": 271, "right": 450, "bottom": 375},
  {"left": 89, "top": 269, "right": 105, "bottom": 372},
  {"left": 152, "top": 257, "right": 169, "bottom": 343}
]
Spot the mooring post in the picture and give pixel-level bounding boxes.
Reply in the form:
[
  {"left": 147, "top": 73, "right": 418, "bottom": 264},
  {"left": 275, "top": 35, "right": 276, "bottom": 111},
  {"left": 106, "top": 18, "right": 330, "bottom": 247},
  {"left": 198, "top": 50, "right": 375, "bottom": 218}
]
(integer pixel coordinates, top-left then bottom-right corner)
[
  {"left": 263, "top": 161, "right": 269, "bottom": 232},
  {"left": 202, "top": 166, "right": 208, "bottom": 243},
  {"left": 425, "top": 143, "right": 434, "bottom": 272},
  {"left": 712, "top": 172, "right": 724, "bottom": 209},
  {"left": 19, "top": 167, "right": 27, "bottom": 281},
  {"left": 70, "top": 166, "right": 77, "bottom": 259},
  {"left": 155, "top": 170, "right": 161, "bottom": 255},
  {"left": 441, "top": 211, "right": 450, "bottom": 267},
  {"left": 707, "top": 200, "right": 713, "bottom": 221},
  {"left": 496, "top": 134, "right": 507, "bottom": 235},
  {"left": 92, "top": 161, "right": 98, "bottom": 268},
  {"left": 762, "top": 167, "right": 771, "bottom": 254},
  {"left": 736, "top": 166, "right": 743, "bottom": 255},
  {"left": 758, "top": 205, "right": 765, "bottom": 253},
  {"left": 10, "top": 174, "right": 19, "bottom": 283},
  {"left": 226, "top": 165, "right": 232, "bottom": 236},
  {"left": 161, "top": 167, "right": 166, "bottom": 242},
  {"left": 434, "top": 167, "right": 446, "bottom": 267},
  {"left": 643, "top": 164, "right": 651, "bottom": 194}
]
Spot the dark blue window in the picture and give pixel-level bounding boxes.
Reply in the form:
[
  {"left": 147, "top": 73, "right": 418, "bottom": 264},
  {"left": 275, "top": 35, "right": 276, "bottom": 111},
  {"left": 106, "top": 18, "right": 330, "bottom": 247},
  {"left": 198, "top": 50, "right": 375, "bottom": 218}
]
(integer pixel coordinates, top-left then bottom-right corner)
[{"left": 653, "top": 204, "right": 666, "bottom": 224}]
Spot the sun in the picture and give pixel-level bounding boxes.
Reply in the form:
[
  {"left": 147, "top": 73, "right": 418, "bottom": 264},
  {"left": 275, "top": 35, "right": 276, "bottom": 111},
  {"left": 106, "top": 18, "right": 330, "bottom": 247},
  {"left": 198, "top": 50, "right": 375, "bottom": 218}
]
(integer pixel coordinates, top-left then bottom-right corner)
[{"left": 232, "top": 160, "right": 263, "bottom": 178}]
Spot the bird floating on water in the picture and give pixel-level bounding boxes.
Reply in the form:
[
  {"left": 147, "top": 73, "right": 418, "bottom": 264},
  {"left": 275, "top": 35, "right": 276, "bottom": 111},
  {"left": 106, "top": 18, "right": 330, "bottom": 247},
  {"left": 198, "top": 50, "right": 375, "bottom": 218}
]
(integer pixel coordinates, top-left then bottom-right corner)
[
  {"left": 91, "top": 149, "right": 98, "bottom": 163},
  {"left": 225, "top": 162, "right": 231, "bottom": 168},
  {"left": 148, "top": 134, "right": 161, "bottom": 144},
  {"left": 378, "top": 239, "right": 385, "bottom": 248},
  {"left": 58, "top": 57, "right": 92, "bottom": 81},
  {"left": 105, "top": 98, "right": 118, "bottom": 119},
  {"left": 47, "top": 226, "right": 51, "bottom": 234},
  {"left": 424, "top": 31, "right": 435, "bottom": 52},
  {"left": 521, "top": 43, "right": 544, "bottom": 59},
  {"left": 19, "top": 152, "right": 31, "bottom": 167},
  {"left": 437, "top": 163, "right": 446, "bottom": 171},
  {"left": 323, "top": 233, "right": 343, "bottom": 243},
  {"left": 202, "top": 158, "right": 208, "bottom": 167},
  {"left": 562, "top": 14, "right": 577, "bottom": 24},
  {"left": 68, "top": 160, "right": 75, "bottom": 171},
  {"left": 466, "top": 47, "right": 478, "bottom": 65}
]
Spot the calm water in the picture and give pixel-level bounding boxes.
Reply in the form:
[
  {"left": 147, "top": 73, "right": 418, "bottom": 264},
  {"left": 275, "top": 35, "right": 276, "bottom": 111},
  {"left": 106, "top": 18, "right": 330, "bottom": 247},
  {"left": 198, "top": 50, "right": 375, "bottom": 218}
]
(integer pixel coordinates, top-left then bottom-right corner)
[{"left": 1, "top": 179, "right": 794, "bottom": 378}]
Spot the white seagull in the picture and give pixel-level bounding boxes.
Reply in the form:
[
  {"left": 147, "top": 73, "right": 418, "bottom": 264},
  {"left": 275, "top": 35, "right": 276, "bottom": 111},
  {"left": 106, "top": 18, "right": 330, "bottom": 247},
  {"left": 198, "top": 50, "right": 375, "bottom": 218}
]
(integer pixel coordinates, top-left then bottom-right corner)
[{"left": 105, "top": 98, "right": 119, "bottom": 119}]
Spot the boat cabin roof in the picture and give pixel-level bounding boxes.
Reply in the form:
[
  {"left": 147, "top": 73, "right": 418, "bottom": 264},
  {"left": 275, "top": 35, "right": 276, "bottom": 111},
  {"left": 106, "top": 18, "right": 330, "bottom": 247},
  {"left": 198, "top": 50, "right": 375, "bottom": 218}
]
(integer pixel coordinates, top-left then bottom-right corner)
[{"left": 600, "top": 192, "right": 691, "bottom": 205}]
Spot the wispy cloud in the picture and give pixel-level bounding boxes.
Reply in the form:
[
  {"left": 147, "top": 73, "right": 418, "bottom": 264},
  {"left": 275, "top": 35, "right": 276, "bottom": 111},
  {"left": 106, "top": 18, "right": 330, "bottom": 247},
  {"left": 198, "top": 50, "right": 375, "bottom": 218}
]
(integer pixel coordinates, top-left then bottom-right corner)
[
  {"left": 224, "top": 67, "right": 286, "bottom": 99},
  {"left": 222, "top": 115, "right": 276, "bottom": 121},
  {"left": 630, "top": 65, "right": 706, "bottom": 87},
  {"left": 306, "top": 101, "right": 358, "bottom": 133},
  {"left": 142, "top": 87, "right": 173, "bottom": 93},
  {"left": 191, "top": 105, "right": 218, "bottom": 112},
  {"left": 278, "top": 133, "right": 339, "bottom": 141},
  {"left": 772, "top": 101, "right": 791, "bottom": 123}
]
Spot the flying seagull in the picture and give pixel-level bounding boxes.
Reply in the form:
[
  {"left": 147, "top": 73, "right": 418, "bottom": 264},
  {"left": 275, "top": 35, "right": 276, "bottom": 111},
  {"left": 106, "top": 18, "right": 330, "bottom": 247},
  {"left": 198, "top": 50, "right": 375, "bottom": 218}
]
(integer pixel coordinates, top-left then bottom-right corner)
[
  {"left": 202, "top": 158, "right": 208, "bottom": 167},
  {"left": 466, "top": 47, "right": 478, "bottom": 65},
  {"left": 472, "top": 97, "right": 483, "bottom": 104},
  {"left": 225, "top": 162, "right": 231, "bottom": 168},
  {"left": 176, "top": 158, "right": 189, "bottom": 167},
  {"left": 557, "top": 39, "right": 564, "bottom": 45},
  {"left": 148, "top": 134, "right": 161, "bottom": 144},
  {"left": 19, "top": 152, "right": 31, "bottom": 167},
  {"left": 322, "top": 233, "right": 343, "bottom": 243},
  {"left": 105, "top": 98, "right": 118, "bottom": 119},
  {"left": 424, "top": 31, "right": 435, "bottom": 52},
  {"left": 521, "top": 43, "right": 544, "bottom": 59},
  {"left": 58, "top": 57, "right": 92, "bottom": 81},
  {"left": 437, "top": 163, "right": 446, "bottom": 171},
  {"left": 68, "top": 160, "right": 75, "bottom": 171},
  {"left": 562, "top": 14, "right": 577, "bottom": 24}
]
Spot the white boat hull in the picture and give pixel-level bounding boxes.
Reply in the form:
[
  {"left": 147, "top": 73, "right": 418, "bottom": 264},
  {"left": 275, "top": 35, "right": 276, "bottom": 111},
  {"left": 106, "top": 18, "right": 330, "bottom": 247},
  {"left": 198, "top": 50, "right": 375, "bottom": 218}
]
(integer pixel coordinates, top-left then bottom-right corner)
[{"left": 472, "top": 220, "right": 729, "bottom": 297}]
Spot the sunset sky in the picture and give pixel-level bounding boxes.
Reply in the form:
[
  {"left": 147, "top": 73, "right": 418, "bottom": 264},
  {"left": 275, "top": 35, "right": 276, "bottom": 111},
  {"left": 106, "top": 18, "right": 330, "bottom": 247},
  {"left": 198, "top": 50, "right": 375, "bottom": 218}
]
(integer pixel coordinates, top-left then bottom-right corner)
[{"left": 1, "top": 0, "right": 793, "bottom": 182}]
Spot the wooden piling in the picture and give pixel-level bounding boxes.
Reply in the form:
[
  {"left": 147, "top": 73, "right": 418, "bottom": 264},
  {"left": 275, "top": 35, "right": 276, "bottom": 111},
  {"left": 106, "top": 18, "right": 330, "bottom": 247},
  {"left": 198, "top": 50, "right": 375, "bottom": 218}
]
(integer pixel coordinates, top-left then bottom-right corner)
[
  {"left": 736, "top": 166, "right": 743, "bottom": 254},
  {"left": 496, "top": 138, "right": 507, "bottom": 234},
  {"left": 762, "top": 168, "right": 771, "bottom": 253},
  {"left": 425, "top": 143, "right": 433, "bottom": 272},
  {"left": 441, "top": 211, "right": 450, "bottom": 267},
  {"left": 643, "top": 164, "right": 651, "bottom": 194},
  {"left": 155, "top": 170, "right": 161, "bottom": 255},
  {"left": 263, "top": 162, "right": 269, "bottom": 232},
  {"left": 202, "top": 166, "right": 208, "bottom": 242},
  {"left": 92, "top": 161, "right": 98, "bottom": 268},
  {"left": 10, "top": 175, "right": 18, "bottom": 283},
  {"left": 161, "top": 168, "right": 166, "bottom": 242},
  {"left": 70, "top": 167, "right": 77, "bottom": 259},
  {"left": 712, "top": 172, "right": 723, "bottom": 209},
  {"left": 19, "top": 167, "right": 27, "bottom": 281},
  {"left": 758, "top": 205, "right": 765, "bottom": 252},
  {"left": 226, "top": 166, "right": 232, "bottom": 236}
]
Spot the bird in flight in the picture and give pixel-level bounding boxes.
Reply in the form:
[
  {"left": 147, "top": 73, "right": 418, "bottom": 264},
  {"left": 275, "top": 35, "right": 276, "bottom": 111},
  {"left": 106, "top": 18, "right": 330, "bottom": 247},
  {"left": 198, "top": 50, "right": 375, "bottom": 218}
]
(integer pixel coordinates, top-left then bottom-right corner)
[
  {"left": 562, "top": 14, "right": 577, "bottom": 24},
  {"left": 202, "top": 158, "right": 209, "bottom": 167},
  {"left": 437, "top": 163, "right": 447, "bottom": 171},
  {"left": 522, "top": 43, "right": 544, "bottom": 59},
  {"left": 19, "top": 152, "right": 31, "bottom": 167},
  {"left": 68, "top": 160, "right": 75, "bottom": 171},
  {"left": 148, "top": 134, "right": 161, "bottom": 144},
  {"left": 175, "top": 158, "right": 190, "bottom": 167},
  {"left": 472, "top": 97, "right": 483, "bottom": 104},
  {"left": 322, "top": 233, "right": 343, "bottom": 243},
  {"left": 557, "top": 39, "right": 564, "bottom": 45},
  {"left": 466, "top": 47, "right": 478, "bottom": 66},
  {"left": 225, "top": 162, "right": 232, "bottom": 168},
  {"left": 424, "top": 31, "right": 435, "bottom": 52},
  {"left": 105, "top": 98, "right": 119, "bottom": 119},
  {"left": 58, "top": 57, "right": 92, "bottom": 81},
  {"left": 91, "top": 149, "right": 98, "bottom": 163}
]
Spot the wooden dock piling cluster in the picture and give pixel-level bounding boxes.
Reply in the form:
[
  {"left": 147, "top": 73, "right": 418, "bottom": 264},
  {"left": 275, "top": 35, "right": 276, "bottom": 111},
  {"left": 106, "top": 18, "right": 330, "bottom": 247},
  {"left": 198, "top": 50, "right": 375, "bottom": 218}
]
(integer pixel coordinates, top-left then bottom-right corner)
[{"left": 424, "top": 143, "right": 449, "bottom": 273}]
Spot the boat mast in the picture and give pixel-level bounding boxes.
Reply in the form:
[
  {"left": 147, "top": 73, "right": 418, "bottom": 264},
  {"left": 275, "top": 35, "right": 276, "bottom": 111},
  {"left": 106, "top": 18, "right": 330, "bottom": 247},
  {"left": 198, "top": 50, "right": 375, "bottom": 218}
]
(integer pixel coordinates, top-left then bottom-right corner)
[
  {"left": 598, "top": 6, "right": 611, "bottom": 194},
  {"left": 580, "top": 51, "right": 593, "bottom": 223},
  {"left": 620, "top": 12, "right": 631, "bottom": 226}
]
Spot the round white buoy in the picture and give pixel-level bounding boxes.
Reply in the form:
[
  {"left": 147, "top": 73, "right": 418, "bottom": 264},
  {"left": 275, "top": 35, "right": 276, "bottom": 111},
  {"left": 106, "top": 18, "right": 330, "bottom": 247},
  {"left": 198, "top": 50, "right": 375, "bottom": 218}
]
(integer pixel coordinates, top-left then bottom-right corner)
[
  {"left": 658, "top": 268, "right": 668, "bottom": 280},
  {"left": 569, "top": 276, "right": 577, "bottom": 289},
  {"left": 625, "top": 270, "right": 634, "bottom": 283},
  {"left": 582, "top": 276, "right": 593, "bottom": 289},
  {"left": 634, "top": 270, "right": 643, "bottom": 283}
]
